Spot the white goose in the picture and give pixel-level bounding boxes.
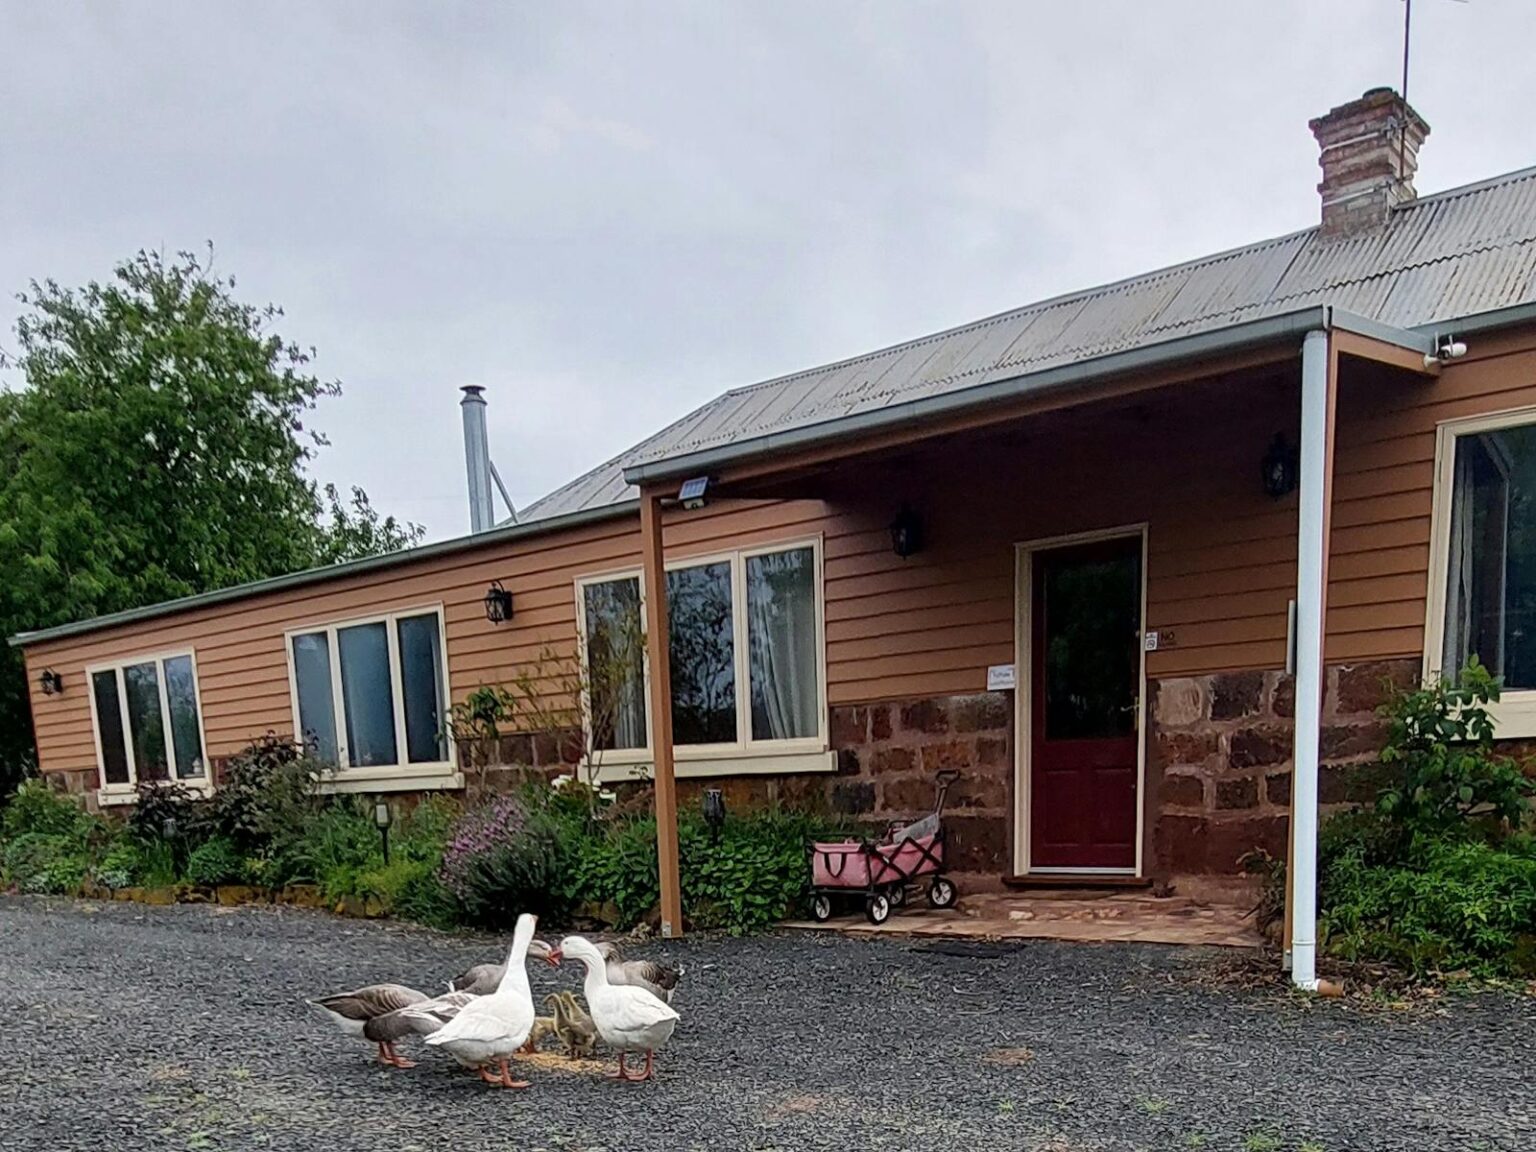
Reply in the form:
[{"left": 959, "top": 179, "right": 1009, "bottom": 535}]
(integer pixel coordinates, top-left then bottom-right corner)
[
  {"left": 424, "top": 913, "right": 544, "bottom": 1088},
  {"left": 559, "top": 935, "right": 679, "bottom": 1082}
]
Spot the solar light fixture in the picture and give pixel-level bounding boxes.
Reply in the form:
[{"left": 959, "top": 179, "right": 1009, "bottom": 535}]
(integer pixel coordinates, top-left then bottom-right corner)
[
  {"left": 374, "top": 798, "right": 393, "bottom": 864},
  {"left": 38, "top": 669, "right": 64, "bottom": 696},
  {"left": 483, "top": 580, "right": 514, "bottom": 624},
  {"left": 679, "top": 476, "right": 710, "bottom": 510}
]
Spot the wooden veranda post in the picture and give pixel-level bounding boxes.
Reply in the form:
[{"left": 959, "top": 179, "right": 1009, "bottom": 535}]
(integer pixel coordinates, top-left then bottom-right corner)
[{"left": 640, "top": 489, "right": 684, "bottom": 938}]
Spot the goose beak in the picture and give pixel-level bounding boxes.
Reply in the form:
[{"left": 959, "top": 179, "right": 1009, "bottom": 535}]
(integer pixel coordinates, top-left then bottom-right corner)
[{"left": 546, "top": 947, "right": 563, "bottom": 967}]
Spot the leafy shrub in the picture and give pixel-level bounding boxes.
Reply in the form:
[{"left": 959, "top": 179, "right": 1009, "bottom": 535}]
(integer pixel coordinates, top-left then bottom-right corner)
[
  {"left": 93, "top": 838, "right": 148, "bottom": 889},
  {"left": 1375, "top": 658, "right": 1533, "bottom": 847},
  {"left": 127, "top": 780, "right": 210, "bottom": 861},
  {"left": 1, "top": 779, "right": 90, "bottom": 840},
  {"left": 207, "top": 733, "right": 328, "bottom": 856},
  {"left": 1321, "top": 836, "right": 1536, "bottom": 976},
  {"left": 184, "top": 836, "right": 248, "bottom": 887},
  {"left": 439, "top": 792, "right": 568, "bottom": 925},
  {"left": 680, "top": 809, "right": 840, "bottom": 934},
  {"left": 3, "top": 832, "right": 69, "bottom": 892}
]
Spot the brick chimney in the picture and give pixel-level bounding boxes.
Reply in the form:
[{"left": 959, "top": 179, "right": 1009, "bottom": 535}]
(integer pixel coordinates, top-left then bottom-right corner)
[{"left": 1309, "top": 88, "right": 1430, "bottom": 238}]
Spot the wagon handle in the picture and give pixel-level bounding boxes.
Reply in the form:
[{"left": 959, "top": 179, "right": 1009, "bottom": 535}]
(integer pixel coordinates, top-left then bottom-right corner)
[{"left": 934, "top": 769, "right": 960, "bottom": 813}]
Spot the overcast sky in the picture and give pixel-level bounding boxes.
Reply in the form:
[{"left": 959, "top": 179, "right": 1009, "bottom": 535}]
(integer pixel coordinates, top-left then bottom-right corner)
[{"left": 2, "top": 1, "right": 1533, "bottom": 541}]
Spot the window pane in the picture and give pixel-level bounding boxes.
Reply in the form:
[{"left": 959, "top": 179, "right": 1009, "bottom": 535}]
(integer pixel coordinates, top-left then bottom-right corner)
[
  {"left": 163, "top": 656, "right": 205, "bottom": 779},
  {"left": 123, "top": 662, "right": 169, "bottom": 782},
  {"left": 337, "top": 622, "right": 398, "bottom": 766},
  {"left": 397, "top": 614, "right": 446, "bottom": 764},
  {"left": 92, "top": 671, "right": 131, "bottom": 785},
  {"left": 583, "top": 578, "right": 647, "bottom": 751},
  {"left": 747, "top": 548, "right": 818, "bottom": 741},
  {"left": 1039, "top": 547, "right": 1141, "bottom": 740},
  {"left": 1444, "top": 425, "right": 1536, "bottom": 689},
  {"left": 292, "top": 633, "right": 339, "bottom": 764},
  {"left": 667, "top": 561, "right": 736, "bottom": 744}
]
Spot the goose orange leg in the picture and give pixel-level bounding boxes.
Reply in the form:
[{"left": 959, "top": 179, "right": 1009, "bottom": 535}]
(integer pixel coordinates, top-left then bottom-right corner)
[
  {"left": 607, "top": 1050, "right": 634, "bottom": 1081},
  {"left": 496, "top": 1057, "right": 530, "bottom": 1090},
  {"left": 637, "top": 1049, "right": 656, "bottom": 1081}
]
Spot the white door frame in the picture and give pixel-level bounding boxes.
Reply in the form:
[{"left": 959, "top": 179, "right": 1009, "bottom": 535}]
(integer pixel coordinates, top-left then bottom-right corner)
[{"left": 1012, "top": 523, "right": 1149, "bottom": 877}]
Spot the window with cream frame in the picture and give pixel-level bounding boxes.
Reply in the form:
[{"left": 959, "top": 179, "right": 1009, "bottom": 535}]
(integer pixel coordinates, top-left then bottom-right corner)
[
  {"left": 574, "top": 538, "right": 832, "bottom": 777},
  {"left": 1425, "top": 406, "right": 1536, "bottom": 737},
  {"left": 86, "top": 650, "right": 210, "bottom": 803},
  {"left": 285, "top": 604, "right": 456, "bottom": 786}
]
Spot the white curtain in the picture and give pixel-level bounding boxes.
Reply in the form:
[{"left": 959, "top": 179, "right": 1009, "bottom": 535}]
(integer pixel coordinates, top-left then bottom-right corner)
[{"left": 747, "top": 549, "right": 817, "bottom": 740}]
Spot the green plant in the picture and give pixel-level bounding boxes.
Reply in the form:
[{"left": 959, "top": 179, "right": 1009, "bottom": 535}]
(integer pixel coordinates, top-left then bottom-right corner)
[
  {"left": 680, "top": 808, "right": 844, "bottom": 935},
  {"left": 1319, "top": 836, "right": 1536, "bottom": 976},
  {"left": 0, "top": 778, "right": 89, "bottom": 840},
  {"left": 439, "top": 791, "right": 570, "bottom": 925},
  {"left": 184, "top": 836, "right": 248, "bottom": 887},
  {"left": 1242, "top": 1131, "right": 1281, "bottom": 1152},
  {"left": 1376, "top": 659, "right": 1534, "bottom": 846},
  {"left": 93, "top": 838, "right": 148, "bottom": 889},
  {"left": 208, "top": 733, "right": 328, "bottom": 857}
]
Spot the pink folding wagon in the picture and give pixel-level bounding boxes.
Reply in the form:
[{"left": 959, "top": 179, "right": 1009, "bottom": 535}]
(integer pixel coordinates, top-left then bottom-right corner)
[{"left": 807, "top": 769, "right": 959, "bottom": 925}]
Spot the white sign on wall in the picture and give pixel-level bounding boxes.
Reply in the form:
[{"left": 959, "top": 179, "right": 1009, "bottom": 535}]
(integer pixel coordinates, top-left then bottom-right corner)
[{"left": 986, "top": 663, "right": 1017, "bottom": 691}]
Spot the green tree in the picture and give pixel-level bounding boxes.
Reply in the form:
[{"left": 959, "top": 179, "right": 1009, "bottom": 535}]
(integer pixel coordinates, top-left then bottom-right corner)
[{"left": 0, "top": 248, "right": 423, "bottom": 795}]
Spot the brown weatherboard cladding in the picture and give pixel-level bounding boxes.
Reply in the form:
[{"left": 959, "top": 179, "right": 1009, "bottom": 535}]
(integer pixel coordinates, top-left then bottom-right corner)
[{"left": 1147, "top": 658, "right": 1416, "bottom": 875}]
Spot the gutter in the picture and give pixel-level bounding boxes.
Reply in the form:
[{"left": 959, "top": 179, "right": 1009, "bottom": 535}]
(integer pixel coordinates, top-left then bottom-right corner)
[
  {"left": 9, "top": 500, "right": 638, "bottom": 648},
  {"left": 623, "top": 306, "right": 1433, "bottom": 486}
]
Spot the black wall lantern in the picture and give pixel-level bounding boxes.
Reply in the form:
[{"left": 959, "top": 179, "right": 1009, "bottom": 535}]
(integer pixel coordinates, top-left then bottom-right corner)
[
  {"left": 483, "top": 580, "right": 514, "bottom": 624},
  {"left": 38, "top": 669, "right": 63, "bottom": 696},
  {"left": 702, "top": 787, "right": 727, "bottom": 842},
  {"left": 1261, "top": 434, "right": 1299, "bottom": 499},
  {"left": 889, "top": 504, "right": 924, "bottom": 559}
]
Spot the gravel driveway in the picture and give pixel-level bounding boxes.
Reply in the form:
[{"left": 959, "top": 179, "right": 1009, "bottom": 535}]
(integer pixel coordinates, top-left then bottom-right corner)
[{"left": 0, "top": 896, "right": 1530, "bottom": 1152}]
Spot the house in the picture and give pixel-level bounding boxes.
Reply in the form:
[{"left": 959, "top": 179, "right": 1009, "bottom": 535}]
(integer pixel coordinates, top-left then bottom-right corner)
[{"left": 13, "top": 90, "right": 1536, "bottom": 986}]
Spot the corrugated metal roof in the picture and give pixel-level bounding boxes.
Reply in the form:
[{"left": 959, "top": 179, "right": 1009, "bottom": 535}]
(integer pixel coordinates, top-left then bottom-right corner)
[{"left": 520, "top": 164, "right": 1536, "bottom": 524}]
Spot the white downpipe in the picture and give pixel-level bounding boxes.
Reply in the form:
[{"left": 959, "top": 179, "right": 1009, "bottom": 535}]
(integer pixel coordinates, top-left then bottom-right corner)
[{"left": 1291, "top": 328, "right": 1330, "bottom": 991}]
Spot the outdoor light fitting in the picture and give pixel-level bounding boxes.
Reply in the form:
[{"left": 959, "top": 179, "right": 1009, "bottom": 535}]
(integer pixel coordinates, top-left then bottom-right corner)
[
  {"left": 483, "top": 580, "right": 514, "bottom": 624},
  {"left": 38, "top": 669, "right": 63, "bottom": 696},
  {"left": 678, "top": 476, "right": 710, "bottom": 510},
  {"left": 1262, "top": 434, "right": 1299, "bottom": 499},
  {"left": 702, "top": 787, "right": 727, "bottom": 842},
  {"left": 374, "top": 798, "right": 393, "bottom": 864},
  {"left": 889, "top": 504, "right": 923, "bottom": 559}
]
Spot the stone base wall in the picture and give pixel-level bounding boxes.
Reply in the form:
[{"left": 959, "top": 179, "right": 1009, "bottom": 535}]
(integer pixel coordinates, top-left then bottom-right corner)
[{"left": 1149, "top": 658, "right": 1416, "bottom": 874}]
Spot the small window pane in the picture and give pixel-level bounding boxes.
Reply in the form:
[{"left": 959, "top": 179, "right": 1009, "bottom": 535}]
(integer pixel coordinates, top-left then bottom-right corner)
[
  {"left": 746, "top": 548, "right": 819, "bottom": 741},
  {"left": 92, "top": 671, "right": 131, "bottom": 785},
  {"left": 163, "top": 656, "right": 205, "bottom": 779},
  {"left": 337, "top": 622, "right": 398, "bottom": 766},
  {"left": 397, "top": 614, "right": 446, "bottom": 764},
  {"left": 667, "top": 561, "right": 736, "bottom": 744},
  {"left": 583, "top": 577, "right": 647, "bottom": 751},
  {"left": 292, "top": 632, "right": 339, "bottom": 764},
  {"left": 1444, "top": 425, "right": 1536, "bottom": 689},
  {"left": 123, "top": 662, "right": 169, "bottom": 782}
]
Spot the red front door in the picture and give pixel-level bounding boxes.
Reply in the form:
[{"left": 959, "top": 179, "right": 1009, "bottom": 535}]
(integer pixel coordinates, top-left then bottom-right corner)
[{"left": 1029, "top": 537, "right": 1141, "bottom": 870}]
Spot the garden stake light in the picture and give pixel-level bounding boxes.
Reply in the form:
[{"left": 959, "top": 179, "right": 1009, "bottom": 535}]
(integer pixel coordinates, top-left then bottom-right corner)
[{"left": 374, "top": 799, "right": 393, "bottom": 864}]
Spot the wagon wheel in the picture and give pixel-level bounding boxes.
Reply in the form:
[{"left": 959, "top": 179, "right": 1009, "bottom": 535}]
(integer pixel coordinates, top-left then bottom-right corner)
[
  {"left": 928, "top": 875, "right": 957, "bottom": 909},
  {"left": 865, "top": 893, "right": 892, "bottom": 926},
  {"left": 810, "top": 893, "right": 834, "bottom": 922},
  {"left": 888, "top": 883, "right": 907, "bottom": 908}
]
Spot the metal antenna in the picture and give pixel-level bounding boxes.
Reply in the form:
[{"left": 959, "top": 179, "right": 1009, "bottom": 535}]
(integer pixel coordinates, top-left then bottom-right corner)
[{"left": 1398, "top": 0, "right": 1469, "bottom": 181}]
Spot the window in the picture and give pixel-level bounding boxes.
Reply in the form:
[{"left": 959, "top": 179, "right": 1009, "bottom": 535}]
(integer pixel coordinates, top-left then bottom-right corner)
[
  {"left": 87, "top": 652, "right": 207, "bottom": 794},
  {"left": 288, "top": 607, "right": 450, "bottom": 773},
  {"left": 575, "top": 540, "right": 827, "bottom": 765},
  {"left": 1429, "top": 411, "right": 1536, "bottom": 734}
]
